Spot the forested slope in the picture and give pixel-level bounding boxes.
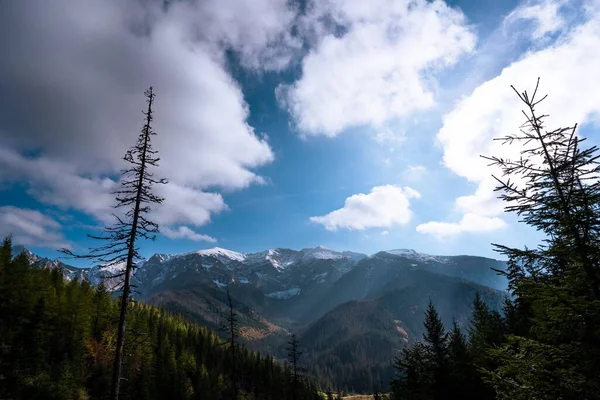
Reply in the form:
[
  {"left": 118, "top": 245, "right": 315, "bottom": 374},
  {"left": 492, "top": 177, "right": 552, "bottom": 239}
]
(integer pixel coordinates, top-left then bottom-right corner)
[{"left": 0, "top": 238, "right": 322, "bottom": 400}]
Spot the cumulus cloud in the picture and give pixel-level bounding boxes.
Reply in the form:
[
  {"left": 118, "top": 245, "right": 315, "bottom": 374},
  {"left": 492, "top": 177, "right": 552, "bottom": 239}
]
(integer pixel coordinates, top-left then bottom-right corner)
[
  {"left": 153, "top": 183, "right": 228, "bottom": 227},
  {"left": 0, "top": 206, "right": 71, "bottom": 249},
  {"left": 419, "top": 2, "right": 600, "bottom": 238},
  {"left": 194, "top": 0, "right": 301, "bottom": 71},
  {"left": 416, "top": 213, "right": 507, "bottom": 240},
  {"left": 0, "top": 0, "right": 298, "bottom": 236},
  {"left": 277, "top": 0, "right": 476, "bottom": 136},
  {"left": 162, "top": 226, "right": 217, "bottom": 243},
  {"left": 310, "top": 185, "right": 420, "bottom": 230}
]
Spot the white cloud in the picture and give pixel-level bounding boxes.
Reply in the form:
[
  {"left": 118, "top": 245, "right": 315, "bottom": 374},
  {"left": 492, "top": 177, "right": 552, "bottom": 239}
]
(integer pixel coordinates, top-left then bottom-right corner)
[
  {"left": 0, "top": 206, "right": 71, "bottom": 249},
  {"left": 420, "top": 2, "right": 600, "bottom": 238},
  {"left": 162, "top": 226, "right": 217, "bottom": 243},
  {"left": 381, "top": 230, "right": 390, "bottom": 236},
  {"left": 454, "top": 178, "right": 506, "bottom": 217},
  {"left": 0, "top": 0, "right": 298, "bottom": 236},
  {"left": 153, "top": 183, "right": 228, "bottom": 228},
  {"left": 403, "top": 165, "right": 428, "bottom": 182},
  {"left": 416, "top": 213, "right": 507, "bottom": 239},
  {"left": 194, "top": 0, "right": 301, "bottom": 71},
  {"left": 504, "top": 0, "right": 567, "bottom": 40},
  {"left": 310, "top": 185, "right": 420, "bottom": 230},
  {"left": 277, "top": 0, "right": 476, "bottom": 136},
  {"left": 0, "top": 148, "right": 117, "bottom": 224}
]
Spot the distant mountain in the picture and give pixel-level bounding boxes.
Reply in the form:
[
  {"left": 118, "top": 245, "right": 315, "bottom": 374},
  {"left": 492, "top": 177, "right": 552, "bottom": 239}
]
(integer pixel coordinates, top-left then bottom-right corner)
[
  {"left": 298, "top": 269, "right": 505, "bottom": 392},
  {"left": 15, "top": 244, "right": 508, "bottom": 392}
]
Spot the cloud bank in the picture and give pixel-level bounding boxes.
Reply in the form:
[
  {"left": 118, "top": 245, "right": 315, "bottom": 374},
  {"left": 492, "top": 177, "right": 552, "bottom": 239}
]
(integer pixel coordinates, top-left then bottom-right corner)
[
  {"left": 278, "top": 0, "right": 476, "bottom": 136},
  {"left": 0, "top": 0, "right": 298, "bottom": 246},
  {"left": 417, "top": 0, "right": 600, "bottom": 239}
]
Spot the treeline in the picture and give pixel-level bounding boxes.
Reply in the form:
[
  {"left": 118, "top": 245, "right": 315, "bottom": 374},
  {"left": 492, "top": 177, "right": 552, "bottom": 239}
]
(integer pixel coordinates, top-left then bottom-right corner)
[
  {"left": 0, "top": 238, "right": 322, "bottom": 400},
  {"left": 391, "top": 295, "right": 503, "bottom": 399},
  {"left": 391, "top": 81, "right": 600, "bottom": 399}
]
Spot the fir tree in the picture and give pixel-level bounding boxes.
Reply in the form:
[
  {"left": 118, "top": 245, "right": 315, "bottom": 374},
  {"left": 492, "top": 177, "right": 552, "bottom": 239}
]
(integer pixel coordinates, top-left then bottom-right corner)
[
  {"left": 422, "top": 300, "right": 449, "bottom": 400},
  {"left": 286, "top": 333, "right": 304, "bottom": 400},
  {"left": 220, "top": 289, "right": 240, "bottom": 400},
  {"left": 391, "top": 301, "right": 450, "bottom": 400},
  {"left": 481, "top": 78, "right": 600, "bottom": 398}
]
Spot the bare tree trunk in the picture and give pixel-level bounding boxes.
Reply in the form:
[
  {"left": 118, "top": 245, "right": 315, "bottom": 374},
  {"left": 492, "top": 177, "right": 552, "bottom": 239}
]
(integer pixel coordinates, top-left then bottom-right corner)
[{"left": 110, "top": 89, "right": 153, "bottom": 400}]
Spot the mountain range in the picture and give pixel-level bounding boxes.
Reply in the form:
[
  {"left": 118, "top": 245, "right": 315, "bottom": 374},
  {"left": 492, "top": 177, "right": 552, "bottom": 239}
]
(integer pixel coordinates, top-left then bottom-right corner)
[{"left": 16, "top": 244, "right": 509, "bottom": 392}]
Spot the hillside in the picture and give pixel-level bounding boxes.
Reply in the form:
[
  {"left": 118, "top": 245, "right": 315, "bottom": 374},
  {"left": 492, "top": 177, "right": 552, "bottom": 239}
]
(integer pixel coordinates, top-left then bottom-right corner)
[
  {"left": 298, "top": 270, "right": 505, "bottom": 392},
  {"left": 0, "top": 240, "right": 322, "bottom": 400}
]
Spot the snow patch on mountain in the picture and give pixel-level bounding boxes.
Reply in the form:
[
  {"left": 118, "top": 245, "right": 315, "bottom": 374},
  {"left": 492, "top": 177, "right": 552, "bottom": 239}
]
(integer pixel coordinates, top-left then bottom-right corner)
[
  {"left": 99, "top": 261, "right": 127, "bottom": 274},
  {"left": 300, "top": 246, "right": 344, "bottom": 261},
  {"left": 266, "top": 287, "right": 301, "bottom": 299},
  {"left": 313, "top": 272, "right": 329, "bottom": 283},
  {"left": 150, "top": 253, "right": 174, "bottom": 263},
  {"left": 382, "top": 249, "right": 450, "bottom": 263},
  {"left": 213, "top": 279, "right": 227, "bottom": 288}
]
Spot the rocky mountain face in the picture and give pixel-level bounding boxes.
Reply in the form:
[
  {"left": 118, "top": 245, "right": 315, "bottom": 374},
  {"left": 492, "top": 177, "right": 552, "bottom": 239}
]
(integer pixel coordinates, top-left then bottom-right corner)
[{"left": 16, "top": 244, "right": 508, "bottom": 392}]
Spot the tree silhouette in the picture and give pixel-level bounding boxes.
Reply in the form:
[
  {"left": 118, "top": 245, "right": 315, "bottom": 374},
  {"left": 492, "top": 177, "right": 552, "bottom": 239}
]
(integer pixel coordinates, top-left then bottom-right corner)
[
  {"left": 286, "top": 333, "right": 305, "bottom": 400},
  {"left": 480, "top": 78, "right": 600, "bottom": 398},
  {"left": 61, "top": 87, "right": 167, "bottom": 399},
  {"left": 220, "top": 289, "right": 240, "bottom": 399}
]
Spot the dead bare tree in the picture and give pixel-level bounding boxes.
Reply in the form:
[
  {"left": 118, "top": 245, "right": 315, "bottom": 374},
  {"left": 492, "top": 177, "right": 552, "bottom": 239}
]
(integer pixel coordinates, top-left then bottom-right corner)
[{"left": 61, "top": 87, "right": 167, "bottom": 400}]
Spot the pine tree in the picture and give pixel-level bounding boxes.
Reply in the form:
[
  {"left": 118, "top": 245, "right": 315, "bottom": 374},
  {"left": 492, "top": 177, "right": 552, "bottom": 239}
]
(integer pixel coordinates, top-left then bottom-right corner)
[
  {"left": 422, "top": 300, "right": 449, "bottom": 400},
  {"left": 286, "top": 333, "right": 304, "bottom": 400},
  {"left": 61, "top": 87, "right": 167, "bottom": 399},
  {"left": 220, "top": 289, "right": 240, "bottom": 400},
  {"left": 391, "top": 301, "right": 449, "bottom": 400},
  {"left": 480, "top": 78, "right": 600, "bottom": 398},
  {"left": 447, "top": 319, "right": 483, "bottom": 399}
]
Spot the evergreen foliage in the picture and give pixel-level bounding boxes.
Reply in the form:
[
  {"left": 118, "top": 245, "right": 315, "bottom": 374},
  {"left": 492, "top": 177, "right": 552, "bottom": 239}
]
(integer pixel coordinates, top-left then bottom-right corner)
[
  {"left": 0, "top": 238, "right": 322, "bottom": 399},
  {"left": 480, "top": 79, "right": 600, "bottom": 398},
  {"left": 286, "top": 333, "right": 305, "bottom": 400},
  {"left": 391, "top": 80, "right": 600, "bottom": 399}
]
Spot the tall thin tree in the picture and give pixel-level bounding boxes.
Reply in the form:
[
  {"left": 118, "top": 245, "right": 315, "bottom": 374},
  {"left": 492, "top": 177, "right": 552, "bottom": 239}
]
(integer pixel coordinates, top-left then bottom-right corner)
[
  {"left": 286, "top": 333, "right": 304, "bottom": 400},
  {"left": 220, "top": 289, "right": 240, "bottom": 399},
  {"left": 61, "top": 87, "right": 167, "bottom": 400}
]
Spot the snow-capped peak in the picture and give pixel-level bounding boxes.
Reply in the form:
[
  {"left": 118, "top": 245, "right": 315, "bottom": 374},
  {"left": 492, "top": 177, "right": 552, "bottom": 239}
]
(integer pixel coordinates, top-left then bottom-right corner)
[
  {"left": 195, "top": 247, "right": 246, "bottom": 262},
  {"left": 300, "top": 246, "right": 367, "bottom": 263},
  {"left": 99, "top": 261, "right": 127, "bottom": 274},
  {"left": 148, "top": 253, "right": 174, "bottom": 263}
]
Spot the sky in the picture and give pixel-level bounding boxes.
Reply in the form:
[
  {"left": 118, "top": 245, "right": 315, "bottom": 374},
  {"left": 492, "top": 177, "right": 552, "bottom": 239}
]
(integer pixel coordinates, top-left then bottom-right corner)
[{"left": 1, "top": 0, "right": 600, "bottom": 265}]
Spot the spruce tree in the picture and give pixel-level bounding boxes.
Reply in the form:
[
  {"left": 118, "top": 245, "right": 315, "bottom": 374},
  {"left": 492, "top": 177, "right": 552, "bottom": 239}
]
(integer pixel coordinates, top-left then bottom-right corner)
[
  {"left": 391, "top": 301, "right": 450, "bottom": 400},
  {"left": 286, "top": 333, "right": 301, "bottom": 400},
  {"left": 220, "top": 289, "right": 240, "bottom": 400},
  {"left": 481, "top": 78, "right": 600, "bottom": 398},
  {"left": 422, "top": 300, "right": 449, "bottom": 400},
  {"left": 61, "top": 87, "right": 167, "bottom": 399}
]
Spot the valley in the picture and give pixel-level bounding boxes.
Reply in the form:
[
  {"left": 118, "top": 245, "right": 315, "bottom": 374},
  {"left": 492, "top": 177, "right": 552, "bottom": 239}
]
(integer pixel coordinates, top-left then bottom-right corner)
[{"left": 22, "top": 244, "right": 508, "bottom": 392}]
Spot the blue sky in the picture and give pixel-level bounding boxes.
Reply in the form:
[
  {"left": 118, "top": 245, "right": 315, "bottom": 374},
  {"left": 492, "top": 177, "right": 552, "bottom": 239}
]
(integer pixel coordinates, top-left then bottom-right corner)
[{"left": 1, "top": 0, "right": 600, "bottom": 266}]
